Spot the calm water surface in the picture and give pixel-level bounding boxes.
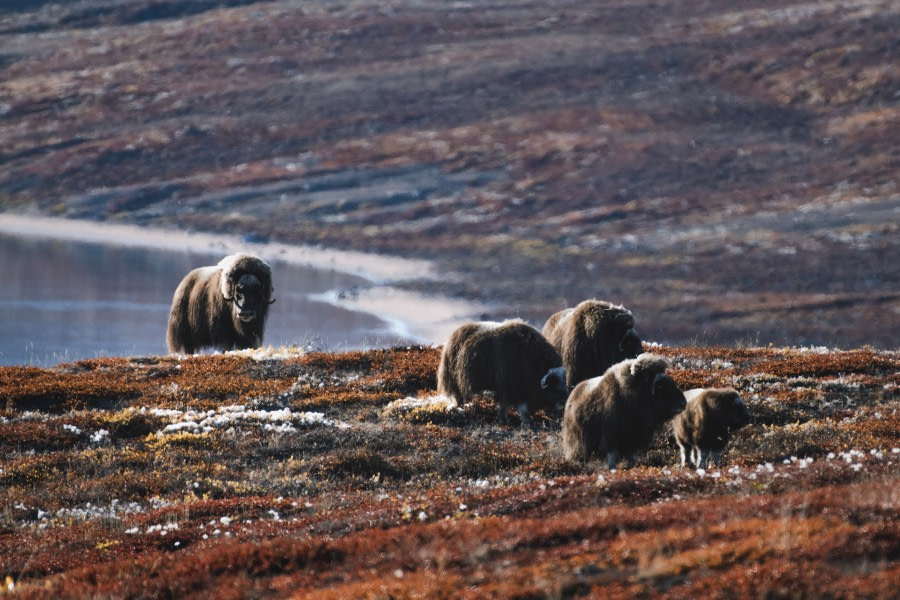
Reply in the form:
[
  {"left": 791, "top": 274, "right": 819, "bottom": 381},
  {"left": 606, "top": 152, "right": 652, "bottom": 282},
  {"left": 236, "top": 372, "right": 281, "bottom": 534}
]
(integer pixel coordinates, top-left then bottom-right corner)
[{"left": 0, "top": 233, "right": 411, "bottom": 366}]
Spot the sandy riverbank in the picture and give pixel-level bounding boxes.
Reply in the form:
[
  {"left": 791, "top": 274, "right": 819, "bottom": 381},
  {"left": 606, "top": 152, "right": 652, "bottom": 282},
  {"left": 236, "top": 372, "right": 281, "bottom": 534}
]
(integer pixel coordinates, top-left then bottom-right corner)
[{"left": 0, "top": 214, "right": 489, "bottom": 346}]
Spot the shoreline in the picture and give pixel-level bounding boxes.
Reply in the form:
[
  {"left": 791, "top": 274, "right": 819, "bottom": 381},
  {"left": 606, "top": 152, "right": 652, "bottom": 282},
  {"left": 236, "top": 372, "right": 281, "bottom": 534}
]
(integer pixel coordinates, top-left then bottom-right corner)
[{"left": 0, "top": 213, "right": 488, "bottom": 346}]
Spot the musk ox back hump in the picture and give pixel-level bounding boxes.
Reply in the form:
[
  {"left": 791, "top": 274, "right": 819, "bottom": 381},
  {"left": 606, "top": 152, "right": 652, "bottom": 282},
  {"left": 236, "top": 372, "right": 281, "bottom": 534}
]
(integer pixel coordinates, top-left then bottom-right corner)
[
  {"left": 542, "top": 299, "right": 642, "bottom": 387},
  {"left": 437, "top": 320, "right": 567, "bottom": 418},
  {"left": 166, "top": 253, "right": 274, "bottom": 354}
]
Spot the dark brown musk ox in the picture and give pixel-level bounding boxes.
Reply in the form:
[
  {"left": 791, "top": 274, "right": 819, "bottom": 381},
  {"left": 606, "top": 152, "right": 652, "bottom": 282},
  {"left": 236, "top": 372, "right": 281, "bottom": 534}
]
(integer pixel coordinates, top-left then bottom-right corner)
[
  {"left": 562, "top": 353, "right": 686, "bottom": 468},
  {"left": 542, "top": 299, "right": 642, "bottom": 388},
  {"left": 166, "top": 253, "right": 275, "bottom": 354},
  {"left": 673, "top": 388, "right": 751, "bottom": 469},
  {"left": 437, "top": 319, "right": 569, "bottom": 424}
]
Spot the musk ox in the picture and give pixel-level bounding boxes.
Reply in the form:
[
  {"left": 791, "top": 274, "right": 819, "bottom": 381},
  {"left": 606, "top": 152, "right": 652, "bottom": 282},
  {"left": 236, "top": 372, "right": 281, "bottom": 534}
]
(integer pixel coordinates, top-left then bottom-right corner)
[
  {"left": 673, "top": 388, "right": 751, "bottom": 469},
  {"left": 562, "top": 353, "right": 686, "bottom": 468},
  {"left": 436, "top": 319, "right": 568, "bottom": 424},
  {"left": 166, "top": 253, "right": 275, "bottom": 354},
  {"left": 542, "top": 300, "right": 642, "bottom": 387}
]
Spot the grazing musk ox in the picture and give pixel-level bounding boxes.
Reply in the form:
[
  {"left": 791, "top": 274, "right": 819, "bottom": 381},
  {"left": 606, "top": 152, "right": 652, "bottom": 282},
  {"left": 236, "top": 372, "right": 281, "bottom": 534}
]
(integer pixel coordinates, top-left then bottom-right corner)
[
  {"left": 542, "top": 300, "right": 642, "bottom": 388},
  {"left": 673, "top": 388, "right": 751, "bottom": 469},
  {"left": 437, "top": 319, "right": 568, "bottom": 423},
  {"left": 166, "top": 253, "right": 275, "bottom": 354},
  {"left": 562, "top": 353, "right": 686, "bottom": 468}
]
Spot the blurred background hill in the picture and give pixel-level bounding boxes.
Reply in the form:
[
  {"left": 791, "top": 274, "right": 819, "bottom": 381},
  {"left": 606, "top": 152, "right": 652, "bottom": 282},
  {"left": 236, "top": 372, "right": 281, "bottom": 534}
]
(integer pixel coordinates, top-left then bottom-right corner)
[{"left": 1, "top": 0, "right": 897, "bottom": 348}]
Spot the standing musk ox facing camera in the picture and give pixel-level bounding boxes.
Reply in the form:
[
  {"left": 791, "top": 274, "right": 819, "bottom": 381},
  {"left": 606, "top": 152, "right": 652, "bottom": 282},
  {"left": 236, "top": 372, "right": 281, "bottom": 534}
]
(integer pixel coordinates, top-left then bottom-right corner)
[
  {"left": 542, "top": 300, "right": 642, "bottom": 387},
  {"left": 166, "top": 253, "right": 275, "bottom": 354},
  {"left": 562, "top": 353, "right": 686, "bottom": 468},
  {"left": 673, "top": 388, "right": 751, "bottom": 469},
  {"left": 437, "top": 320, "right": 568, "bottom": 424}
]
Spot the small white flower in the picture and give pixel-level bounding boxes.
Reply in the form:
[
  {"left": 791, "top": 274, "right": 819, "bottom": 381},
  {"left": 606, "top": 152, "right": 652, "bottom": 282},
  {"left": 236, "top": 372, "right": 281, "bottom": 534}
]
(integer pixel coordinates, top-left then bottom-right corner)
[{"left": 90, "top": 429, "right": 110, "bottom": 443}]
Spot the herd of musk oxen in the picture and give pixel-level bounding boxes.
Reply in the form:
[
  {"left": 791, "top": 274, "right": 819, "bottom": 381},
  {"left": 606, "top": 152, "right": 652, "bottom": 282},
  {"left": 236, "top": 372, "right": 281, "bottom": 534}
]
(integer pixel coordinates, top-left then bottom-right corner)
[{"left": 167, "top": 253, "right": 751, "bottom": 469}]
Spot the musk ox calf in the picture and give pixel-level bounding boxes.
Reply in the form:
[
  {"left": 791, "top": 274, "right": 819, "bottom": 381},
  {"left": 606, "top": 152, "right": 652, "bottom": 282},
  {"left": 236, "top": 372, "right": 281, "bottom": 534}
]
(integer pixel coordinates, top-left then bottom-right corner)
[
  {"left": 562, "top": 353, "right": 686, "bottom": 468},
  {"left": 673, "top": 388, "right": 751, "bottom": 469},
  {"left": 167, "top": 253, "right": 275, "bottom": 354},
  {"left": 542, "top": 300, "right": 642, "bottom": 387},
  {"left": 437, "top": 319, "right": 568, "bottom": 424}
]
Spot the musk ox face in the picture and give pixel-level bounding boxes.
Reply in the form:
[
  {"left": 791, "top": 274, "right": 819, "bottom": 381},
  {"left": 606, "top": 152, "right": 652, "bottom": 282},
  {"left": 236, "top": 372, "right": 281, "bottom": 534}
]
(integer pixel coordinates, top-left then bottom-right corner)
[
  {"left": 723, "top": 392, "right": 752, "bottom": 429},
  {"left": 618, "top": 328, "right": 643, "bottom": 359},
  {"left": 228, "top": 273, "right": 269, "bottom": 323},
  {"left": 540, "top": 366, "right": 569, "bottom": 409},
  {"left": 652, "top": 373, "right": 687, "bottom": 418}
]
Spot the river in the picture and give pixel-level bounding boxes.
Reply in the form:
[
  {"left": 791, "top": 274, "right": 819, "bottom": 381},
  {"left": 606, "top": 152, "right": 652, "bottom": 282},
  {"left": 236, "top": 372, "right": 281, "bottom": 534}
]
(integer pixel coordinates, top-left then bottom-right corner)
[{"left": 0, "top": 231, "right": 425, "bottom": 366}]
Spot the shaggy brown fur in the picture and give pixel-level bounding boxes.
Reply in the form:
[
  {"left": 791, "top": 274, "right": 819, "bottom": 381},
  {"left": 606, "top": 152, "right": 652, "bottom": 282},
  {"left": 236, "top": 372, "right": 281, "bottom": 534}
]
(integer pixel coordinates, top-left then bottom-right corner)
[
  {"left": 167, "top": 253, "right": 274, "bottom": 354},
  {"left": 673, "top": 388, "right": 751, "bottom": 469},
  {"left": 542, "top": 300, "right": 642, "bottom": 387},
  {"left": 562, "top": 353, "right": 686, "bottom": 468},
  {"left": 437, "top": 320, "right": 568, "bottom": 423}
]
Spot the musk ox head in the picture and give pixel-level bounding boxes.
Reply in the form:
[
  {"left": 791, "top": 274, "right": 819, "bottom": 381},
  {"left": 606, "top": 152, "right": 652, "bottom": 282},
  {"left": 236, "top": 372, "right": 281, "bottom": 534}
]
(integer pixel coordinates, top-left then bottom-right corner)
[
  {"left": 618, "top": 328, "right": 643, "bottom": 358},
  {"left": 219, "top": 254, "right": 275, "bottom": 325},
  {"left": 611, "top": 311, "right": 642, "bottom": 358},
  {"left": 717, "top": 390, "right": 752, "bottom": 430},
  {"left": 540, "top": 366, "right": 569, "bottom": 409},
  {"left": 652, "top": 373, "right": 688, "bottom": 419}
]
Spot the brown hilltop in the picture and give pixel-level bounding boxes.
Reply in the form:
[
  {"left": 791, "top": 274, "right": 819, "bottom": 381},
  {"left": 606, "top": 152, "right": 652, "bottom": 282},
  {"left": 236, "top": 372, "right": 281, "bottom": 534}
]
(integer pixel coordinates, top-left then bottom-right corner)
[{"left": 0, "top": 0, "right": 898, "bottom": 347}]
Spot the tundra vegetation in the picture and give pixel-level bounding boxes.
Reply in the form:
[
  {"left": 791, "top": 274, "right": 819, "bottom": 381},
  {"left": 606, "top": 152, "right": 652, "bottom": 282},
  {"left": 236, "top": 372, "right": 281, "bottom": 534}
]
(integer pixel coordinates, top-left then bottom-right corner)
[{"left": 1, "top": 344, "right": 897, "bottom": 597}]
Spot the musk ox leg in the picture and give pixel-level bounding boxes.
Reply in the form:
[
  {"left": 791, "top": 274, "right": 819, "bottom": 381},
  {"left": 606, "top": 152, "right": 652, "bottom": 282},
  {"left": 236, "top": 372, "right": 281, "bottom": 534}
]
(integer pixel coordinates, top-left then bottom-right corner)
[
  {"left": 676, "top": 440, "right": 688, "bottom": 468},
  {"left": 606, "top": 451, "right": 620, "bottom": 470},
  {"left": 515, "top": 402, "right": 531, "bottom": 426},
  {"left": 710, "top": 449, "right": 723, "bottom": 466},
  {"left": 690, "top": 447, "right": 701, "bottom": 468},
  {"left": 697, "top": 450, "right": 711, "bottom": 469}
]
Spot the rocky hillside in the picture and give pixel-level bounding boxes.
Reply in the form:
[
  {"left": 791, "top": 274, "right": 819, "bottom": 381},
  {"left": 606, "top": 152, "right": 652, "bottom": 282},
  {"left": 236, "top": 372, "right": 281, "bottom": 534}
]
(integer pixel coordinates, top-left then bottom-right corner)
[
  {"left": 1, "top": 0, "right": 898, "bottom": 347},
  {"left": 0, "top": 344, "right": 897, "bottom": 597}
]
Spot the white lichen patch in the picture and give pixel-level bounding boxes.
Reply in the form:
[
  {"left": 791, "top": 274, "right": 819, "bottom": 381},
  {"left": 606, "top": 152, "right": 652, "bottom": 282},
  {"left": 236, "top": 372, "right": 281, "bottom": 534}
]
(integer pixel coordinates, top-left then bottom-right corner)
[
  {"left": 223, "top": 345, "right": 307, "bottom": 361},
  {"left": 21, "top": 498, "right": 172, "bottom": 529},
  {"left": 382, "top": 394, "right": 461, "bottom": 418},
  {"left": 671, "top": 356, "right": 734, "bottom": 371},
  {"left": 149, "top": 404, "right": 350, "bottom": 436}
]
